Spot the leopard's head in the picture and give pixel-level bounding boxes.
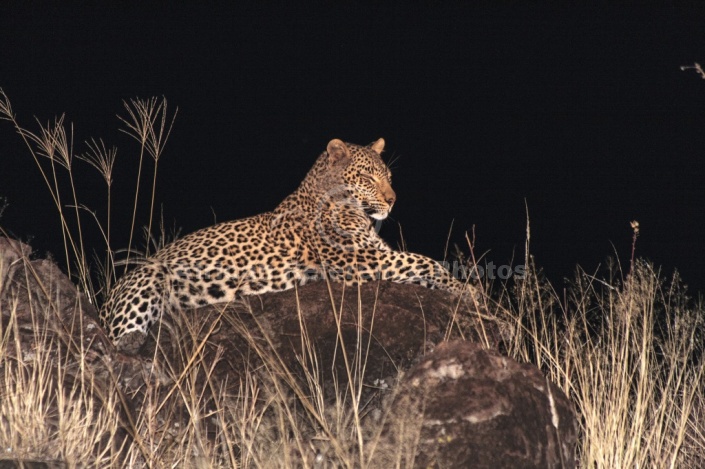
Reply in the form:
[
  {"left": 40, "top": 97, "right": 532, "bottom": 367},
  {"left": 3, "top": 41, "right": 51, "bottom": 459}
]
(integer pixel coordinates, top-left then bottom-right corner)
[{"left": 325, "top": 138, "right": 396, "bottom": 220}]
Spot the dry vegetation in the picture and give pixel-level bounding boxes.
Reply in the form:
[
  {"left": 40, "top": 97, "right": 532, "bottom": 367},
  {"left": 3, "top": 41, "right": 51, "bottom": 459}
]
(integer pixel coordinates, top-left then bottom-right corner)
[{"left": 1, "top": 90, "right": 704, "bottom": 467}]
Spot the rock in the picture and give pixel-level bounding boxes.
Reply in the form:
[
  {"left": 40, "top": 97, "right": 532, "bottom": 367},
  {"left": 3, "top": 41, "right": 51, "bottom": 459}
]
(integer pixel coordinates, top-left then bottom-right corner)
[
  {"left": 0, "top": 237, "right": 113, "bottom": 362},
  {"left": 147, "top": 278, "right": 508, "bottom": 393},
  {"left": 376, "top": 341, "right": 578, "bottom": 468}
]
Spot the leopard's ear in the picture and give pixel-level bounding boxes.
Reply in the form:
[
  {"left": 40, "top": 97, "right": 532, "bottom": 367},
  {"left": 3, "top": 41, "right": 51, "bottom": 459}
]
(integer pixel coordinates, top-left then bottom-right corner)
[
  {"left": 327, "top": 139, "right": 351, "bottom": 165},
  {"left": 370, "top": 138, "right": 385, "bottom": 154}
]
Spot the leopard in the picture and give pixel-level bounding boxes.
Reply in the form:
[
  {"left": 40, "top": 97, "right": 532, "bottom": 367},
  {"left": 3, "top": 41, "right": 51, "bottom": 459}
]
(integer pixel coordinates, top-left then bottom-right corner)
[{"left": 100, "top": 138, "right": 476, "bottom": 353}]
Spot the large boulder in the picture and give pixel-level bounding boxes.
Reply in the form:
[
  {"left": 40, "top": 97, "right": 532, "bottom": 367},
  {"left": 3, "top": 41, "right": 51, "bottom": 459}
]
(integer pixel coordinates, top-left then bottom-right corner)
[
  {"left": 377, "top": 341, "right": 578, "bottom": 468},
  {"left": 0, "top": 237, "right": 112, "bottom": 364},
  {"left": 146, "top": 276, "right": 509, "bottom": 398}
]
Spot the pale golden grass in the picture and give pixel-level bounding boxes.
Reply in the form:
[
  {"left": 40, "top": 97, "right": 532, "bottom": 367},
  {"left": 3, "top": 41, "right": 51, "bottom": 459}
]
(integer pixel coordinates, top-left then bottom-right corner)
[
  {"left": 0, "top": 296, "right": 120, "bottom": 465},
  {"left": 500, "top": 254, "right": 705, "bottom": 467}
]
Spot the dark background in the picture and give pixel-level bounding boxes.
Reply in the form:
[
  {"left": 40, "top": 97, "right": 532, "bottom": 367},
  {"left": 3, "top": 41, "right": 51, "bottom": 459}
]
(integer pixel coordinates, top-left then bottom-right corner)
[{"left": 1, "top": 3, "right": 704, "bottom": 295}]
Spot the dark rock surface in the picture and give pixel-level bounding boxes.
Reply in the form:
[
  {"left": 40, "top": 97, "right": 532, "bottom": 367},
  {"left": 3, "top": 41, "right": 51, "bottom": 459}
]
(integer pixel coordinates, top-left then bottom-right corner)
[
  {"left": 0, "top": 237, "right": 113, "bottom": 370},
  {"left": 147, "top": 275, "right": 508, "bottom": 397},
  {"left": 381, "top": 341, "right": 579, "bottom": 468}
]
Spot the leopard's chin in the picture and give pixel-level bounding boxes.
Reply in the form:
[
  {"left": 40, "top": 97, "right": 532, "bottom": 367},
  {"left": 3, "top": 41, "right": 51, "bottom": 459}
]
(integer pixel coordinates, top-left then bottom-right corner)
[{"left": 370, "top": 210, "right": 390, "bottom": 221}]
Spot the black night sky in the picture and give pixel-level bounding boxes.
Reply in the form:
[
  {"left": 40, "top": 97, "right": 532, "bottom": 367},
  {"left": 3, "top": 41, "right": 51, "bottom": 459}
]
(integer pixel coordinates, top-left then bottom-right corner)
[{"left": 1, "top": 3, "right": 705, "bottom": 294}]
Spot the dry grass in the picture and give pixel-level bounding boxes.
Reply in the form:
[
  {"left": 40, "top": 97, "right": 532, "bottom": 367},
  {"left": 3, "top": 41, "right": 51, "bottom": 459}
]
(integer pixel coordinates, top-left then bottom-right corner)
[
  {"left": 0, "top": 275, "right": 122, "bottom": 465},
  {"left": 1, "top": 90, "right": 704, "bottom": 467},
  {"left": 499, "top": 254, "right": 705, "bottom": 467}
]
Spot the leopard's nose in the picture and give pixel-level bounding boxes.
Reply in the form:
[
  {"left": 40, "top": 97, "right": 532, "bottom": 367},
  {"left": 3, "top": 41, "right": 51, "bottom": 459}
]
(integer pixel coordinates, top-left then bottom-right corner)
[{"left": 386, "top": 190, "right": 396, "bottom": 207}]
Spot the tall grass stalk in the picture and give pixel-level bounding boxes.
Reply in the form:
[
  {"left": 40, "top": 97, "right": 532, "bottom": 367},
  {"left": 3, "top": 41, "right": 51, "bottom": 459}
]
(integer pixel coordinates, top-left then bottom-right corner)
[
  {"left": 77, "top": 138, "right": 117, "bottom": 292},
  {"left": 0, "top": 92, "right": 89, "bottom": 291},
  {"left": 0, "top": 90, "right": 174, "bottom": 303},
  {"left": 117, "top": 97, "right": 176, "bottom": 264}
]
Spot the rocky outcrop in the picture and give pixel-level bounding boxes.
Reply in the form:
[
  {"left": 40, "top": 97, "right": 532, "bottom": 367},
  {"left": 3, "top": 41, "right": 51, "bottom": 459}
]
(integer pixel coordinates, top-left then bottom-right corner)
[
  {"left": 378, "top": 341, "right": 578, "bottom": 468},
  {"left": 0, "top": 237, "right": 113, "bottom": 368},
  {"left": 145, "top": 272, "right": 509, "bottom": 399},
  {"left": 0, "top": 237, "right": 577, "bottom": 467}
]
